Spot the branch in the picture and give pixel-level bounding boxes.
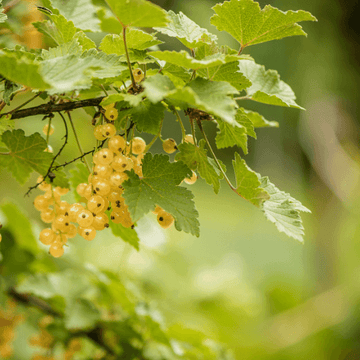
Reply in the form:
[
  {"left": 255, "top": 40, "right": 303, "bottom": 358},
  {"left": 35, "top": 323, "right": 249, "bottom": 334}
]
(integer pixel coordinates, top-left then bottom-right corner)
[
  {"left": 7, "top": 287, "right": 117, "bottom": 356},
  {"left": 1, "top": 96, "right": 106, "bottom": 120},
  {"left": 25, "top": 112, "right": 69, "bottom": 196}
]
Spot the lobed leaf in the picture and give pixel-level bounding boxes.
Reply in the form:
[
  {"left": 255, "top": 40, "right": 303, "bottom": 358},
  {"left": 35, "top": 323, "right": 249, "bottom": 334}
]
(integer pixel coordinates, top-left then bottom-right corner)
[
  {"left": 232, "top": 153, "right": 269, "bottom": 206},
  {"left": 154, "top": 10, "right": 217, "bottom": 48},
  {"left": 167, "top": 77, "right": 238, "bottom": 125},
  {"left": 122, "top": 153, "right": 200, "bottom": 236},
  {"left": 260, "top": 176, "right": 311, "bottom": 242},
  {"left": 142, "top": 74, "right": 176, "bottom": 104},
  {"left": 210, "top": 0, "right": 317, "bottom": 48},
  {"left": 176, "top": 140, "right": 222, "bottom": 194},
  {"left": 105, "top": 0, "right": 169, "bottom": 28},
  {"left": 109, "top": 222, "right": 140, "bottom": 251},
  {"left": 100, "top": 29, "right": 162, "bottom": 56},
  {"left": 239, "top": 60, "right": 304, "bottom": 109},
  {"left": 241, "top": 108, "right": 279, "bottom": 128}
]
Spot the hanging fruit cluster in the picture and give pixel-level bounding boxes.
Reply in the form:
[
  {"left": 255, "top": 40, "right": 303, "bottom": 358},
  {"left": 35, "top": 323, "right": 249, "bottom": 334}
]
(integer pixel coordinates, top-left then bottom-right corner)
[{"left": 33, "top": 102, "right": 201, "bottom": 258}]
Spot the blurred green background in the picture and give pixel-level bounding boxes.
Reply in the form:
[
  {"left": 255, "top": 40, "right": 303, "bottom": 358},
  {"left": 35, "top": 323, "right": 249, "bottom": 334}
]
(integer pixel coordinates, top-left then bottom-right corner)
[{"left": 2, "top": 0, "right": 360, "bottom": 358}]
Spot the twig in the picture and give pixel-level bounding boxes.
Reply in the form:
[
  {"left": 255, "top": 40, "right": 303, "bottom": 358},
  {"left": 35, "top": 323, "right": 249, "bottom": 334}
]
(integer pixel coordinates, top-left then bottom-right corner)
[
  {"left": 9, "top": 92, "right": 42, "bottom": 113},
  {"left": 0, "top": 96, "right": 106, "bottom": 120},
  {"left": 197, "top": 120, "right": 239, "bottom": 195},
  {"left": 172, "top": 108, "right": 186, "bottom": 141},
  {"left": 25, "top": 112, "right": 69, "bottom": 196},
  {"left": 51, "top": 140, "right": 106, "bottom": 171},
  {"left": 67, "top": 112, "right": 91, "bottom": 173},
  {"left": 123, "top": 26, "right": 136, "bottom": 88}
]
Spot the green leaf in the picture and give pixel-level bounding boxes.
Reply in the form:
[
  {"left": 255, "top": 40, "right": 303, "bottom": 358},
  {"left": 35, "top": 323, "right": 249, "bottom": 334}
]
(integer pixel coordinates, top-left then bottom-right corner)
[
  {"left": 150, "top": 50, "right": 227, "bottom": 70},
  {"left": 97, "top": 8, "right": 123, "bottom": 34},
  {"left": 167, "top": 77, "right": 238, "bottom": 125},
  {"left": 239, "top": 60, "right": 304, "bottom": 109},
  {"left": 142, "top": 74, "right": 176, "bottom": 104},
  {"left": 0, "top": 203, "right": 38, "bottom": 254},
  {"left": 100, "top": 29, "right": 162, "bottom": 56},
  {"left": 0, "top": 51, "right": 50, "bottom": 90},
  {"left": 123, "top": 100, "right": 166, "bottom": 135},
  {"left": 65, "top": 299, "right": 100, "bottom": 330},
  {"left": 260, "top": 176, "right": 311, "bottom": 242},
  {"left": 0, "top": 129, "right": 53, "bottom": 184},
  {"left": 122, "top": 153, "right": 199, "bottom": 236},
  {"left": 50, "top": 0, "right": 101, "bottom": 31},
  {"left": 109, "top": 222, "right": 140, "bottom": 251},
  {"left": 74, "top": 31, "right": 96, "bottom": 51},
  {"left": 0, "top": 1, "right": 7, "bottom": 23},
  {"left": 161, "top": 63, "right": 191, "bottom": 87},
  {"left": 210, "top": 0, "right": 317, "bottom": 48},
  {"left": 16, "top": 274, "right": 56, "bottom": 299},
  {"left": 216, "top": 120, "right": 248, "bottom": 154},
  {"left": 2, "top": 79, "right": 22, "bottom": 105},
  {"left": 69, "top": 163, "right": 89, "bottom": 202},
  {"left": 154, "top": 10, "right": 217, "bottom": 48},
  {"left": 241, "top": 108, "right": 279, "bottom": 128},
  {"left": 33, "top": 14, "right": 77, "bottom": 45},
  {"left": 232, "top": 153, "right": 269, "bottom": 207},
  {"left": 176, "top": 140, "right": 222, "bottom": 194},
  {"left": 101, "top": 93, "right": 142, "bottom": 108},
  {"left": 105, "top": 0, "right": 169, "bottom": 28},
  {"left": 41, "top": 39, "right": 83, "bottom": 60},
  {"left": 200, "top": 61, "right": 251, "bottom": 91}
]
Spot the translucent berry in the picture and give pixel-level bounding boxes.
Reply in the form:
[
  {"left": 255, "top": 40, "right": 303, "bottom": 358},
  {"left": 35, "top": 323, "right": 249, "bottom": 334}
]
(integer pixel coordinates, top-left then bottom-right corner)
[
  {"left": 152, "top": 205, "right": 162, "bottom": 214},
  {"left": 108, "top": 135, "right": 126, "bottom": 154},
  {"left": 49, "top": 243, "right": 64, "bottom": 258},
  {"left": 77, "top": 210, "right": 94, "bottom": 227},
  {"left": 96, "top": 148, "right": 114, "bottom": 165},
  {"left": 132, "top": 68, "right": 144, "bottom": 82},
  {"left": 111, "top": 154, "right": 133, "bottom": 172},
  {"left": 134, "top": 165, "right": 143, "bottom": 177},
  {"left": 39, "top": 228, "right": 56, "bottom": 245},
  {"left": 105, "top": 107, "right": 118, "bottom": 121},
  {"left": 53, "top": 215, "right": 71, "bottom": 232},
  {"left": 184, "top": 134, "right": 195, "bottom": 144},
  {"left": 163, "top": 138, "right": 178, "bottom": 154},
  {"left": 42, "top": 124, "right": 54, "bottom": 136},
  {"left": 87, "top": 195, "right": 106, "bottom": 214},
  {"left": 110, "top": 172, "right": 128, "bottom": 187},
  {"left": 80, "top": 227, "right": 96, "bottom": 241},
  {"left": 37, "top": 176, "right": 51, "bottom": 191},
  {"left": 83, "top": 184, "right": 93, "bottom": 199},
  {"left": 101, "top": 123, "right": 116, "bottom": 138},
  {"left": 34, "top": 195, "right": 51, "bottom": 211},
  {"left": 76, "top": 183, "right": 87, "bottom": 197},
  {"left": 119, "top": 209, "right": 133, "bottom": 228},
  {"left": 157, "top": 210, "right": 174, "bottom": 229},
  {"left": 54, "top": 187, "right": 69, "bottom": 196},
  {"left": 68, "top": 203, "right": 84, "bottom": 222},
  {"left": 65, "top": 224, "right": 77, "bottom": 239},
  {"left": 92, "top": 213, "right": 109, "bottom": 231},
  {"left": 44, "top": 145, "right": 53, "bottom": 153},
  {"left": 131, "top": 137, "right": 146, "bottom": 155},
  {"left": 110, "top": 211, "right": 122, "bottom": 224},
  {"left": 111, "top": 198, "right": 125, "bottom": 213},
  {"left": 184, "top": 171, "right": 197, "bottom": 185},
  {"left": 93, "top": 164, "right": 112, "bottom": 178},
  {"left": 108, "top": 190, "right": 122, "bottom": 202},
  {"left": 40, "top": 208, "right": 55, "bottom": 223},
  {"left": 54, "top": 233, "right": 68, "bottom": 245},
  {"left": 55, "top": 201, "right": 70, "bottom": 215},
  {"left": 93, "top": 179, "right": 111, "bottom": 196},
  {"left": 94, "top": 125, "right": 106, "bottom": 140}
]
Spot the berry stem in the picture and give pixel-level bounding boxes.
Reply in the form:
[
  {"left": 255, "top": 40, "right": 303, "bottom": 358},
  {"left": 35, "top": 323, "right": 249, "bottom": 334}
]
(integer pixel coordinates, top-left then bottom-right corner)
[
  {"left": 123, "top": 26, "right": 136, "bottom": 88},
  {"left": 67, "top": 112, "right": 91, "bottom": 173},
  {"left": 145, "top": 117, "right": 164, "bottom": 152},
  {"left": 172, "top": 108, "right": 186, "bottom": 142},
  {"left": 197, "top": 120, "right": 238, "bottom": 194},
  {"left": 46, "top": 117, "right": 52, "bottom": 144}
]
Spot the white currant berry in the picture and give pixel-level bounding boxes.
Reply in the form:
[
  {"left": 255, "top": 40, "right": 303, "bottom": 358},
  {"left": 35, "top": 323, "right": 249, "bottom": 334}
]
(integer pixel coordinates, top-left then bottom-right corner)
[
  {"left": 157, "top": 210, "right": 174, "bottom": 229},
  {"left": 184, "top": 171, "right": 197, "bottom": 185},
  {"left": 101, "top": 123, "right": 116, "bottom": 138},
  {"left": 105, "top": 108, "right": 118, "bottom": 121},
  {"left": 132, "top": 68, "right": 144, "bottom": 82},
  {"left": 184, "top": 134, "right": 195, "bottom": 144},
  {"left": 94, "top": 125, "right": 106, "bottom": 140},
  {"left": 108, "top": 135, "right": 126, "bottom": 154},
  {"left": 39, "top": 228, "right": 56, "bottom": 245},
  {"left": 42, "top": 124, "right": 54, "bottom": 136},
  {"left": 163, "top": 138, "right": 178, "bottom": 154},
  {"left": 131, "top": 137, "right": 146, "bottom": 155}
]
